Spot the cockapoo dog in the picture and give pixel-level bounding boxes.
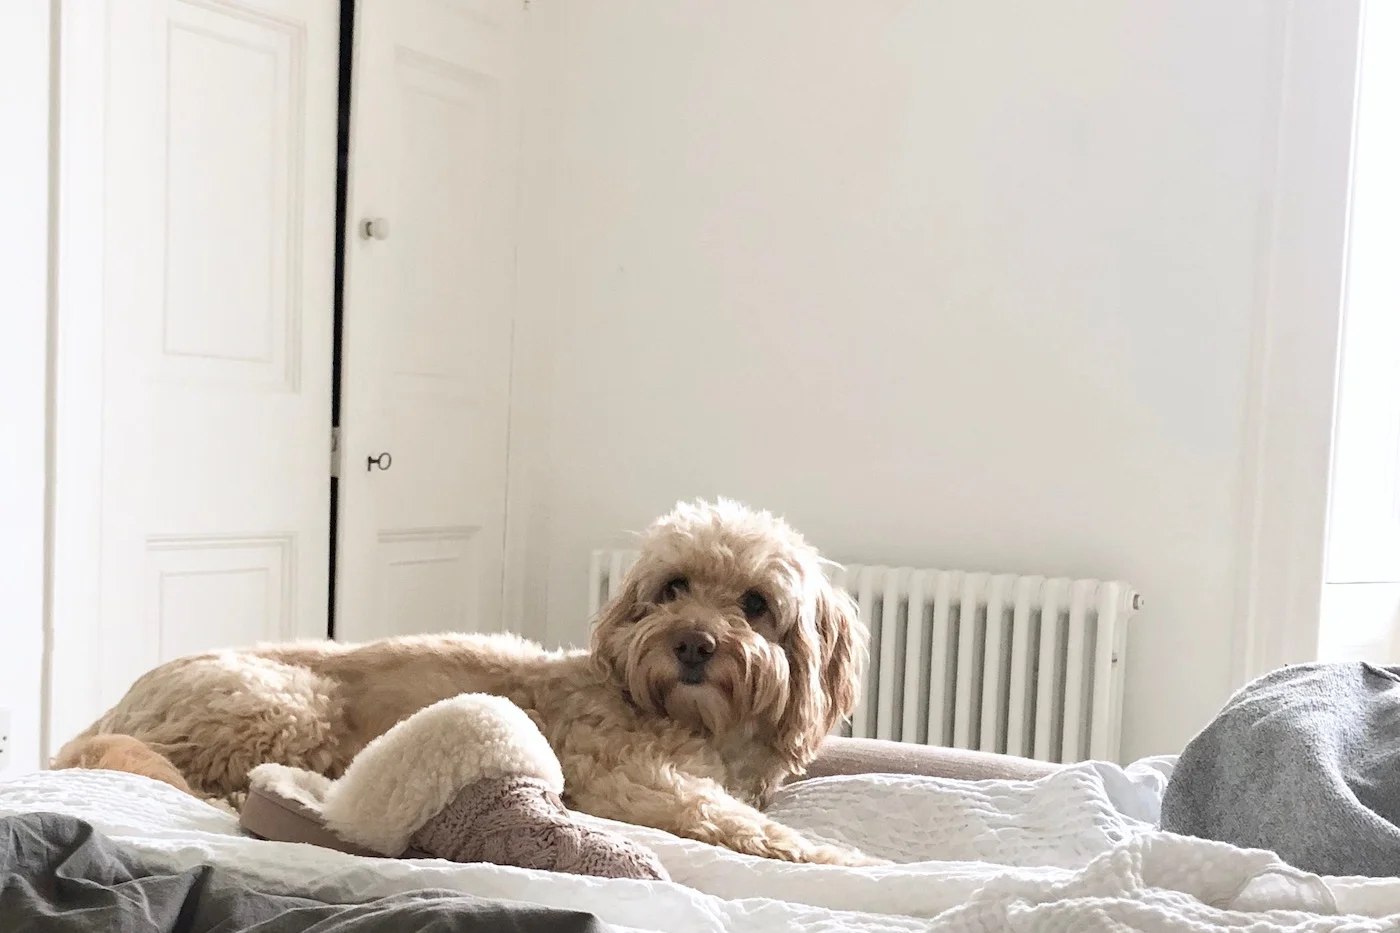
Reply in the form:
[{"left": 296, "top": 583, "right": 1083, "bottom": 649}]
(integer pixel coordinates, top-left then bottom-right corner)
[{"left": 55, "top": 499, "right": 876, "bottom": 865}]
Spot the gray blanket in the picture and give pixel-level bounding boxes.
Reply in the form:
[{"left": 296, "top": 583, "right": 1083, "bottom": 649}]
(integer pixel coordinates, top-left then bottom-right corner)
[
  {"left": 0, "top": 812, "right": 612, "bottom": 933},
  {"left": 1160, "top": 661, "right": 1400, "bottom": 878}
]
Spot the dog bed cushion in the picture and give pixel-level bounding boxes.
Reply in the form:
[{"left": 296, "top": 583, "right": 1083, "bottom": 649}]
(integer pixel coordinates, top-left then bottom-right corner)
[{"left": 794, "top": 736, "right": 1060, "bottom": 784}]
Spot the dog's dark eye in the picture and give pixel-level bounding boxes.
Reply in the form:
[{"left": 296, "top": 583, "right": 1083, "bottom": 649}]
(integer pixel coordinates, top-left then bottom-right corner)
[
  {"left": 660, "top": 576, "right": 689, "bottom": 602},
  {"left": 740, "top": 590, "right": 768, "bottom": 619}
]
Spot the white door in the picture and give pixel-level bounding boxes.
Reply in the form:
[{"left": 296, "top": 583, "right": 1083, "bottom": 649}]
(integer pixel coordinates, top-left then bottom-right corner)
[
  {"left": 95, "top": 0, "right": 338, "bottom": 706},
  {"left": 334, "top": 0, "right": 520, "bottom": 642}
]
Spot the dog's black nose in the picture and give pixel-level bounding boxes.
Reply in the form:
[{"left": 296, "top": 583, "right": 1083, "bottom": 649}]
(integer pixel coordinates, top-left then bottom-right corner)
[{"left": 673, "top": 631, "right": 717, "bottom": 670}]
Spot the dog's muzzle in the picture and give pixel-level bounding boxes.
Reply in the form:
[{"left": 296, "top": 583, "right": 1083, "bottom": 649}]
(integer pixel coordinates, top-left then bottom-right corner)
[{"left": 672, "top": 630, "right": 716, "bottom": 685}]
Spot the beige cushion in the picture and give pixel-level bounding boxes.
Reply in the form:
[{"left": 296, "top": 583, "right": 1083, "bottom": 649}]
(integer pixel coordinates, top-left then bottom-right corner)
[{"left": 792, "top": 736, "right": 1060, "bottom": 784}]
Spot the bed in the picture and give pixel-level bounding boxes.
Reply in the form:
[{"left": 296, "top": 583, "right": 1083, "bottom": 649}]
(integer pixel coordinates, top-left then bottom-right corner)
[{"left": 3, "top": 744, "right": 1399, "bottom": 932}]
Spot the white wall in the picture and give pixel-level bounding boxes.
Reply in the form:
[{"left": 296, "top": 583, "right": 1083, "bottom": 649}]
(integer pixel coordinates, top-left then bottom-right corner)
[
  {"left": 509, "top": 0, "right": 1318, "bottom": 761},
  {"left": 0, "top": 0, "right": 52, "bottom": 775}
]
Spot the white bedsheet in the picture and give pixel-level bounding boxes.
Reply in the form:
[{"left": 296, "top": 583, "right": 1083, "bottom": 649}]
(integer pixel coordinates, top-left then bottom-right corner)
[{"left": 4, "top": 762, "right": 1400, "bottom": 932}]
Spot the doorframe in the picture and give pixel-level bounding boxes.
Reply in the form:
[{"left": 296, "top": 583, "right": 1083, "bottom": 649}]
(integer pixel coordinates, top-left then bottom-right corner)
[
  {"left": 327, "top": 0, "right": 356, "bottom": 638},
  {"left": 1230, "top": 0, "right": 1364, "bottom": 687},
  {"left": 45, "top": 0, "right": 111, "bottom": 760}
]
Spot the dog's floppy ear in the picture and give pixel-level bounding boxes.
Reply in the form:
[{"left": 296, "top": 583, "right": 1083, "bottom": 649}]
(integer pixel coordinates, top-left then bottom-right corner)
[
  {"left": 589, "top": 564, "right": 648, "bottom": 682},
  {"left": 775, "top": 572, "right": 866, "bottom": 769},
  {"left": 815, "top": 582, "right": 865, "bottom": 731}
]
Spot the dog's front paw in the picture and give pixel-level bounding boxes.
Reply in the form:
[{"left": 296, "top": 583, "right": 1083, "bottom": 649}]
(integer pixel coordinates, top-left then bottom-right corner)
[
  {"left": 739, "top": 826, "right": 888, "bottom": 867},
  {"left": 804, "top": 843, "right": 890, "bottom": 868}
]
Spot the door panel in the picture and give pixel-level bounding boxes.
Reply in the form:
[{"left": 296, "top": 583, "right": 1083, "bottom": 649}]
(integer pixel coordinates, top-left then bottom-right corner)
[
  {"left": 335, "top": 0, "right": 519, "bottom": 642},
  {"left": 98, "top": 0, "right": 337, "bottom": 706}
]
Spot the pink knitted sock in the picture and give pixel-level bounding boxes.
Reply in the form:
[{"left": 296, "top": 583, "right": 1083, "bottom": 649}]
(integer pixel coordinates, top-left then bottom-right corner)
[{"left": 407, "top": 775, "right": 668, "bottom": 881}]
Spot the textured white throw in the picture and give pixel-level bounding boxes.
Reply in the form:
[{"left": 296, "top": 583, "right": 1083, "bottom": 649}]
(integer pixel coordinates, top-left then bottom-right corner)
[{"left": 3, "top": 764, "right": 1400, "bottom": 932}]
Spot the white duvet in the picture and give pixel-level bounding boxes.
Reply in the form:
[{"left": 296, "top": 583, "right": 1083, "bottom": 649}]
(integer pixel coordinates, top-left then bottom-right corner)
[{"left": 4, "top": 762, "right": 1400, "bottom": 932}]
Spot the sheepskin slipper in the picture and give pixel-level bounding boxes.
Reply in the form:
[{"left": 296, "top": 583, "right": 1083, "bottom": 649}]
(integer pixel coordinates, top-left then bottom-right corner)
[{"left": 242, "top": 693, "right": 668, "bottom": 882}]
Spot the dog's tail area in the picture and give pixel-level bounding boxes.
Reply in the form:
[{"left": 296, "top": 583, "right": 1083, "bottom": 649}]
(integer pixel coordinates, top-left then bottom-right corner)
[{"left": 51, "top": 733, "right": 196, "bottom": 797}]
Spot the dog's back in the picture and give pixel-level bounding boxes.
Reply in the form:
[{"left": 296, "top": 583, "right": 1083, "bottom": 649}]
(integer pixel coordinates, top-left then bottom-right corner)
[{"left": 52, "top": 632, "right": 586, "bottom": 805}]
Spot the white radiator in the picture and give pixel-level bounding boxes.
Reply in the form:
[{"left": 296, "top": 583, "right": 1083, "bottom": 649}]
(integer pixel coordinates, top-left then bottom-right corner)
[{"left": 588, "top": 551, "right": 1143, "bottom": 764}]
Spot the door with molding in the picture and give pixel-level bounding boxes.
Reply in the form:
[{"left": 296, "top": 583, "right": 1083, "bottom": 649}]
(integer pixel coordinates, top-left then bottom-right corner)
[
  {"left": 91, "top": 0, "right": 339, "bottom": 707},
  {"left": 334, "top": 0, "right": 521, "bottom": 642}
]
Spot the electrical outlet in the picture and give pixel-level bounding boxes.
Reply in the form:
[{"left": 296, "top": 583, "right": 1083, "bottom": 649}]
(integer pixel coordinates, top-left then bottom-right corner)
[{"left": 0, "top": 708, "right": 10, "bottom": 770}]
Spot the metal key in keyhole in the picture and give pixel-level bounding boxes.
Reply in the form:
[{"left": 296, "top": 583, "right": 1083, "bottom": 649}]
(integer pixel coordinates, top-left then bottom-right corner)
[{"left": 367, "top": 452, "right": 392, "bottom": 472}]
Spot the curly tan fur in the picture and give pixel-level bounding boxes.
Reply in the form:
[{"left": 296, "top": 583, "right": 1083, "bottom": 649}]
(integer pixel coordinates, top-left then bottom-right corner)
[
  {"left": 50, "top": 734, "right": 194, "bottom": 795},
  {"left": 54, "top": 499, "right": 874, "bottom": 865}
]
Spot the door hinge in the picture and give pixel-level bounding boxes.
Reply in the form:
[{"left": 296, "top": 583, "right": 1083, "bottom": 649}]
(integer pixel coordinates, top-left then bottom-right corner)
[{"left": 330, "top": 427, "right": 342, "bottom": 479}]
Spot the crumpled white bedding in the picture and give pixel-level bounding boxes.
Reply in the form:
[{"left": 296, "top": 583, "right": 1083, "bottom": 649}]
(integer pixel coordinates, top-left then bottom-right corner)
[{"left": 3, "top": 760, "right": 1399, "bottom": 932}]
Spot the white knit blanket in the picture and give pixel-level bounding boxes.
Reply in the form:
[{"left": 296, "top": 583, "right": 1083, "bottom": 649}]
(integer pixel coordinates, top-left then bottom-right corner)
[{"left": 3, "top": 764, "right": 1400, "bottom": 932}]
